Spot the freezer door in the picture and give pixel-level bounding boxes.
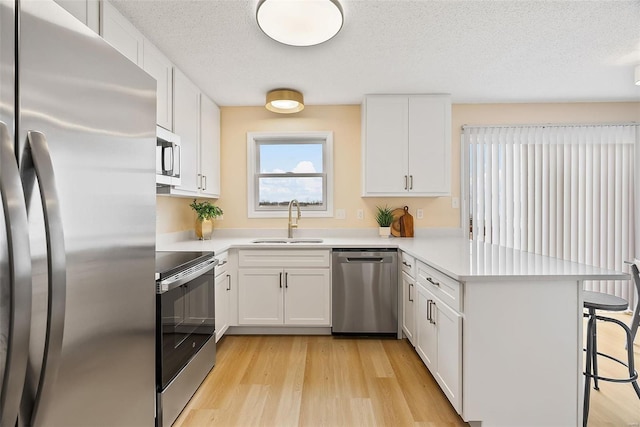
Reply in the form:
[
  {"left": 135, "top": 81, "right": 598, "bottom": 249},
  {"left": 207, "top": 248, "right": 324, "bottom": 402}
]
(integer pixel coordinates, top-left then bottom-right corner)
[{"left": 17, "top": 1, "right": 156, "bottom": 426}]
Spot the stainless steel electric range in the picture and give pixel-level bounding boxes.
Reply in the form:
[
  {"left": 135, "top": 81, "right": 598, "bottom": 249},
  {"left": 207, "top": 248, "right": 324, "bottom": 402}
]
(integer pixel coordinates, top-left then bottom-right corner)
[{"left": 155, "top": 251, "right": 218, "bottom": 427}]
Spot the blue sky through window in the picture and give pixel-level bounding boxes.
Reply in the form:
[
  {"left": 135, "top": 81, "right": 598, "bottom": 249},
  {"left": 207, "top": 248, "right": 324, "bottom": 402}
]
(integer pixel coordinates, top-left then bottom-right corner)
[
  {"left": 258, "top": 143, "right": 324, "bottom": 206},
  {"left": 259, "top": 143, "right": 323, "bottom": 173}
]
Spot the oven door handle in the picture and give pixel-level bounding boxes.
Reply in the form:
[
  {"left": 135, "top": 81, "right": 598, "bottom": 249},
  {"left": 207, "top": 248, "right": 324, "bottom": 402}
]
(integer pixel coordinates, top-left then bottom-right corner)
[{"left": 157, "top": 259, "right": 218, "bottom": 294}]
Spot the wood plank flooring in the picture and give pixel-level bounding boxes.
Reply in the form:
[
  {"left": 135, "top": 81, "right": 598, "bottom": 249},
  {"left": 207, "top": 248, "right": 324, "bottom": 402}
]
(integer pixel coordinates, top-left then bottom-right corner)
[
  {"left": 174, "top": 336, "right": 466, "bottom": 426},
  {"left": 174, "top": 313, "right": 640, "bottom": 427}
]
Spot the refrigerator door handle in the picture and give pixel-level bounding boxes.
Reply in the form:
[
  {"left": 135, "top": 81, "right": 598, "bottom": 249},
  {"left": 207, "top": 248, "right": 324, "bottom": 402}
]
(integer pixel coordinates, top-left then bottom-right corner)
[
  {"left": 0, "top": 122, "right": 32, "bottom": 427},
  {"left": 19, "top": 131, "right": 66, "bottom": 427}
]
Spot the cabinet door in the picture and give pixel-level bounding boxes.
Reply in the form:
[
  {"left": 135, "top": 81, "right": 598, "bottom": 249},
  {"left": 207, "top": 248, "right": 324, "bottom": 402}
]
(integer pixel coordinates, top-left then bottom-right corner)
[
  {"left": 363, "top": 96, "right": 408, "bottom": 195},
  {"left": 55, "top": 0, "right": 99, "bottom": 30},
  {"left": 143, "top": 41, "right": 173, "bottom": 131},
  {"left": 238, "top": 268, "right": 283, "bottom": 325},
  {"left": 416, "top": 285, "right": 437, "bottom": 371},
  {"left": 434, "top": 298, "right": 462, "bottom": 413},
  {"left": 214, "top": 272, "right": 230, "bottom": 342},
  {"left": 199, "top": 94, "right": 221, "bottom": 197},
  {"left": 402, "top": 271, "right": 416, "bottom": 345},
  {"left": 284, "top": 268, "right": 330, "bottom": 326},
  {"left": 100, "top": 1, "right": 143, "bottom": 66},
  {"left": 173, "top": 68, "right": 200, "bottom": 195},
  {"left": 408, "top": 95, "right": 451, "bottom": 195}
]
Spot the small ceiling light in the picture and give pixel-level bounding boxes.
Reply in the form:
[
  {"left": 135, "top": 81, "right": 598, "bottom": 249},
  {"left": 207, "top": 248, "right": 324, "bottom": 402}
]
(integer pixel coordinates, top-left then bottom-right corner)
[
  {"left": 256, "top": 0, "right": 344, "bottom": 47},
  {"left": 635, "top": 65, "right": 640, "bottom": 86},
  {"left": 266, "top": 89, "right": 304, "bottom": 114}
]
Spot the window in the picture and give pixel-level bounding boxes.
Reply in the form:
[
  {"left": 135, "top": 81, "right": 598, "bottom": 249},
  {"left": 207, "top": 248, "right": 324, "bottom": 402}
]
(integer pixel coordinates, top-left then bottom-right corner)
[{"left": 247, "top": 131, "right": 333, "bottom": 218}]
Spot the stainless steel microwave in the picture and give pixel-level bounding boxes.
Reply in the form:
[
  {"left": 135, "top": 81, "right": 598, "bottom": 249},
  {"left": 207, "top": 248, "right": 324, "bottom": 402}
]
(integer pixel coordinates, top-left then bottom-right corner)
[{"left": 156, "top": 126, "right": 181, "bottom": 186}]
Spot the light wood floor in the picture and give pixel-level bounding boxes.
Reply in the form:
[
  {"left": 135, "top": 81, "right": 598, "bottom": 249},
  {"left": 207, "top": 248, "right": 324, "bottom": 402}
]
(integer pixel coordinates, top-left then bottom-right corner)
[{"left": 175, "top": 313, "right": 640, "bottom": 427}]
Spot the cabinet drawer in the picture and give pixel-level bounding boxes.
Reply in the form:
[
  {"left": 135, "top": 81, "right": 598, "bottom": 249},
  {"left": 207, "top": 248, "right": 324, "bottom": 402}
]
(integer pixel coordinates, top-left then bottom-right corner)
[
  {"left": 238, "top": 250, "right": 330, "bottom": 268},
  {"left": 215, "top": 251, "right": 229, "bottom": 277},
  {"left": 416, "top": 260, "right": 462, "bottom": 312},
  {"left": 400, "top": 251, "right": 416, "bottom": 278}
]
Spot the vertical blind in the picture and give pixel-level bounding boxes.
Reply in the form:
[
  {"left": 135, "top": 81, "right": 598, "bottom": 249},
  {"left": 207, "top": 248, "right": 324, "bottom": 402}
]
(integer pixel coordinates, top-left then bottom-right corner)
[{"left": 465, "top": 124, "right": 638, "bottom": 309}]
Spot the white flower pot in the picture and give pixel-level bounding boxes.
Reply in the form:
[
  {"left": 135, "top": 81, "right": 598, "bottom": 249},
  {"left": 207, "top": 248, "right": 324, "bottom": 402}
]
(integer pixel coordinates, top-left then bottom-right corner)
[{"left": 379, "top": 226, "right": 391, "bottom": 238}]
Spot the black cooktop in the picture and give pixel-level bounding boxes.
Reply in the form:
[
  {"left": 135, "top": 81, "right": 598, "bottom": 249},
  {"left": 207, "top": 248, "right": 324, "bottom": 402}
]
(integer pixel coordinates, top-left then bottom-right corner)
[{"left": 155, "top": 251, "right": 214, "bottom": 279}]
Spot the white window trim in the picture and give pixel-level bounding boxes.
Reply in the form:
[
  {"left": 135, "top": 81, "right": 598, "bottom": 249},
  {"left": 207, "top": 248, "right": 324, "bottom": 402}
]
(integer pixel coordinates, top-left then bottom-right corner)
[{"left": 247, "top": 131, "right": 334, "bottom": 218}]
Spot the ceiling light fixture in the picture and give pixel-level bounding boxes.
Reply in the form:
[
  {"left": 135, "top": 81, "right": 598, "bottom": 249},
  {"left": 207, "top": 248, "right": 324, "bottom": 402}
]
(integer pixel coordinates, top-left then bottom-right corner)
[
  {"left": 635, "top": 65, "right": 640, "bottom": 86},
  {"left": 256, "top": 0, "right": 344, "bottom": 47},
  {"left": 265, "top": 89, "right": 304, "bottom": 114}
]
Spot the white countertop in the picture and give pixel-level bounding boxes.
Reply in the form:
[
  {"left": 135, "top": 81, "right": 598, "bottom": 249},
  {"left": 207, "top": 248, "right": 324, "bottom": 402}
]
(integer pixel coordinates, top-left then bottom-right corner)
[{"left": 157, "top": 234, "right": 628, "bottom": 282}]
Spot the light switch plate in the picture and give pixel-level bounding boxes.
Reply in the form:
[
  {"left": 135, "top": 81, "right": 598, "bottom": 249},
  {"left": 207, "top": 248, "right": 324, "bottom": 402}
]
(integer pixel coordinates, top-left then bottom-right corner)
[
  {"left": 336, "top": 209, "right": 346, "bottom": 219},
  {"left": 357, "top": 209, "right": 364, "bottom": 220},
  {"left": 416, "top": 209, "right": 424, "bottom": 219},
  {"left": 452, "top": 197, "right": 460, "bottom": 209}
]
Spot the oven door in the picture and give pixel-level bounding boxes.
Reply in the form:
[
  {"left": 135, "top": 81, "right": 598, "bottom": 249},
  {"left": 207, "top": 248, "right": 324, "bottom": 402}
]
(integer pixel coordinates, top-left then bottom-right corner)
[{"left": 157, "top": 269, "right": 215, "bottom": 390}]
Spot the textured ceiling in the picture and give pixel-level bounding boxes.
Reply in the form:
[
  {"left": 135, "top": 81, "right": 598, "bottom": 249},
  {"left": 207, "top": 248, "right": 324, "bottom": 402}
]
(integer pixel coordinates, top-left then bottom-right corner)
[{"left": 111, "top": 0, "right": 640, "bottom": 107}]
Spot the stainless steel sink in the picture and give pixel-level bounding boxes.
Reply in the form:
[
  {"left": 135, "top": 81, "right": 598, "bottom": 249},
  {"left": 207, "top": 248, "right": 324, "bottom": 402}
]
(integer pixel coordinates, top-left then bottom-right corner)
[{"left": 251, "top": 238, "right": 323, "bottom": 244}]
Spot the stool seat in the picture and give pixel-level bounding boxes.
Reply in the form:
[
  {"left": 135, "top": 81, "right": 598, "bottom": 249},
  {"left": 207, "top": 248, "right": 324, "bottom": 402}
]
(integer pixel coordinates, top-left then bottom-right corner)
[{"left": 583, "top": 290, "right": 628, "bottom": 311}]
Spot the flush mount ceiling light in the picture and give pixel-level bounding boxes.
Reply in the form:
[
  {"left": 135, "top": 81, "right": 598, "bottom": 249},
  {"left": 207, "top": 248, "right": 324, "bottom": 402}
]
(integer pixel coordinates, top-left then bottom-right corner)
[
  {"left": 256, "top": 0, "right": 344, "bottom": 47},
  {"left": 635, "top": 65, "right": 640, "bottom": 86},
  {"left": 265, "top": 89, "right": 304, "bottom": 114}
]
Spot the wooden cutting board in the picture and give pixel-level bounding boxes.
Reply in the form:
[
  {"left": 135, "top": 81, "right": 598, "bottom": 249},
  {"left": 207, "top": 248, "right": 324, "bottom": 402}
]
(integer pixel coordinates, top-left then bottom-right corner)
[
  {"left": 399, "top": 206, "right": 414, "bottom": 237},
  {"left": 390, "top": 208, "right": 405, "bottom": 237}
]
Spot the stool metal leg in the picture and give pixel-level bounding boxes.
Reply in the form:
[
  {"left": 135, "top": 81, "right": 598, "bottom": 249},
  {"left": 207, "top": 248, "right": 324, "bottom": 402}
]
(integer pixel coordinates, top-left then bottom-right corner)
[
  {"left": 592, "top": 312, "right": 600, "bottom": 391},
  {"left": 584, "top": 309, "right": 596, "bottom": 427}
]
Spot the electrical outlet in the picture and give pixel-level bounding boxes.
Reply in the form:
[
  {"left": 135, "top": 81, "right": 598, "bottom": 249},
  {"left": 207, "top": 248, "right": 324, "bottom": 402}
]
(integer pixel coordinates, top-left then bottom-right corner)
[
  {"left": 357, "top": 209, "right": 364, "bottom": 220},
  {"left": 336, "top": 209, "right": 346, "bottom": 220},
  {"left": 452, "top": 197, "right": 460, "bottom": 209},
  {"left": 416, "top": 209, "right": 424, "bottom": 219}
]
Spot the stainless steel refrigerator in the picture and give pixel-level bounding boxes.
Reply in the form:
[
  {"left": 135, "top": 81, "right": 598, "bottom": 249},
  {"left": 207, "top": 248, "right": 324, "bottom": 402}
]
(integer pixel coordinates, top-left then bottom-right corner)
[{"left": 0, "top": 1, "right": 156, "bottom": 425}]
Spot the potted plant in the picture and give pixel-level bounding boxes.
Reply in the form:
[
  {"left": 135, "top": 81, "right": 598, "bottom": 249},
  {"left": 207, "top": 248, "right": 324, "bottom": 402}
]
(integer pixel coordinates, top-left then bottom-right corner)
[
  {"left": 189, "top": 199, "right": 223, "bottom": 240},
  {"left": 375, "top": 205, "right": 394, "bottom": 238}
]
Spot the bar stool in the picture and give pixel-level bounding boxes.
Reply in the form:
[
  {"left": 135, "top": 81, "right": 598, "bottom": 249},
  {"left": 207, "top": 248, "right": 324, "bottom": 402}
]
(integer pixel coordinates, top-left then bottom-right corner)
[{"left": 583, "top": 290, "right": 640, "bottom": 426}]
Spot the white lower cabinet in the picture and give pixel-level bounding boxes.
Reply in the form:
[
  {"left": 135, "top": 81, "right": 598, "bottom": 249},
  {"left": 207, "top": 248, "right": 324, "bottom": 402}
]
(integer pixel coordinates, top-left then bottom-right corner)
[
  {"left": 237, "top": 250, "right": 331, "bottom": 327},
  {"left": 238, "top": 268, "right": 330, "bottom": 326},
  {"left": 214, "top": 271, "right": 231, "bottom": 341},
  {"left": 415, "top": 281, "right": 462, "bottom": 413},
  {"left": 401, "top": 271, "right": 416, "bottom": 345},
  {"left": 238, "top": 268, "right": 284, "bottom": 325},
  {"left": 214, "top": 252, "right": 231, "bottom": 341}
]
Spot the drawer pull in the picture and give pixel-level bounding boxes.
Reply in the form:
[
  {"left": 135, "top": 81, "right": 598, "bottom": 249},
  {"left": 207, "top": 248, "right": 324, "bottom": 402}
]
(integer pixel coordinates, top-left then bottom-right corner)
[
  {"left": 402, "top": 261, "right": 412, "bottom": 268},
  {"left": 426, "top": 277, "right": 440, "bottom": 287}
]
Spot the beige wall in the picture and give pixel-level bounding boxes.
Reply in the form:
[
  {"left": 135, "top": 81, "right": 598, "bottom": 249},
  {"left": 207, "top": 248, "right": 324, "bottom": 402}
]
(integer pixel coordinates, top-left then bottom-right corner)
[{"left": 156, "top": 102, "right": 640, "bottom": 234}]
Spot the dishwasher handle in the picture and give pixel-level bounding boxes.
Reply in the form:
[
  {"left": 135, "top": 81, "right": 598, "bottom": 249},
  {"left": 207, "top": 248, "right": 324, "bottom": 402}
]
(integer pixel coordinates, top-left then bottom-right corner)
[{"left": 345, "top": 257, "right": 385, "bottom": 263}]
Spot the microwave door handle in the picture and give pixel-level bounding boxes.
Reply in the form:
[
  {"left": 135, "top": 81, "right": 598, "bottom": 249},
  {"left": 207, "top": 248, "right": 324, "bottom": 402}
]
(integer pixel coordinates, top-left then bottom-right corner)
[
  {"left": 174, "top": 144, "right": 180, "bottom": 177},
  {"left": 162, "top": 145, "right": 173, "bottom": 175},
  {"left": 19, "top": 131, "right": 67, "bottom": 427},
  {"left": 0, "top": 122, "right": 32, "bottom": 427}
]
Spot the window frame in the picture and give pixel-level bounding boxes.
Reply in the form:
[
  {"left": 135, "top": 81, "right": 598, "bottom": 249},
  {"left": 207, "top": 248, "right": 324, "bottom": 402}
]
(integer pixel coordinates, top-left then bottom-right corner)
[{"left": 247, "top": 131, "right": 334, "bottom": 218}]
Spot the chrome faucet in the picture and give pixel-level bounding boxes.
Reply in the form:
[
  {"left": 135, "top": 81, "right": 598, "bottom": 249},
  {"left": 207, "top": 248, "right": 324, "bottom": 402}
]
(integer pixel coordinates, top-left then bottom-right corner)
[{"left": 287, "top": 199, "right": 301, "bottom": 238}]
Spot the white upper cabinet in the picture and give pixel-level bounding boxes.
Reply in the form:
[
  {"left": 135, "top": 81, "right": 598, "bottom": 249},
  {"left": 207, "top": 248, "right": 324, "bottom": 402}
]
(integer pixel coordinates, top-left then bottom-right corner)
[
  {"left": 199, "top": 94, "right": 221, "bottom": 198},
  {"left": 54, "top": 0, "right": 99, "bottom": 32},
  {"left": 172, "top": 68, "right": 200, "bottom": 195},
  {"left": 167, "top": 71, "right": 221, "bottom": 199},
  {"left": 362, "top": 94, "right": 451, "bottom": 197},
  {"left": 100, "top": 1, "right": 144, "bottom": 66},
  {"left": 142, "top": 41, "right": 174, "bottom": 131}
]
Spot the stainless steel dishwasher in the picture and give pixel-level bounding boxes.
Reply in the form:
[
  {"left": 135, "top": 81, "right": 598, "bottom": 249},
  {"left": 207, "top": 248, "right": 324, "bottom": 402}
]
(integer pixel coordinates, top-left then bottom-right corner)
[{"left": 332, "top": 249, "right": 399, "bottom": 335}]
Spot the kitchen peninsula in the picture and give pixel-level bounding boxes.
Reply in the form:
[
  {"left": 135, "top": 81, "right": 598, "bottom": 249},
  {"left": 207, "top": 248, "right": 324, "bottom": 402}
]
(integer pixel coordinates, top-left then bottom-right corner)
[{"left": 158, "top": 234, "right": 628, "bottom": 427}]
